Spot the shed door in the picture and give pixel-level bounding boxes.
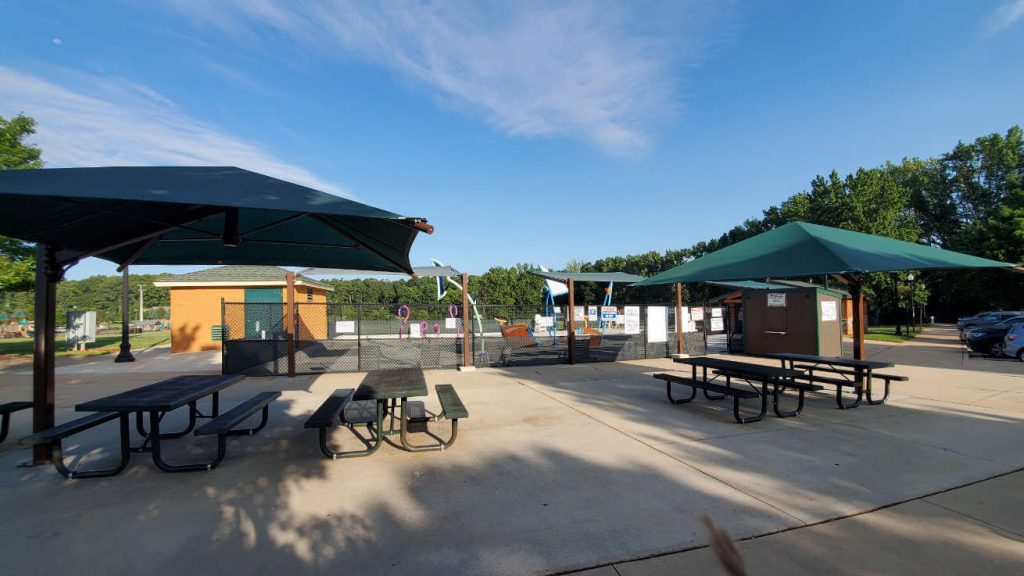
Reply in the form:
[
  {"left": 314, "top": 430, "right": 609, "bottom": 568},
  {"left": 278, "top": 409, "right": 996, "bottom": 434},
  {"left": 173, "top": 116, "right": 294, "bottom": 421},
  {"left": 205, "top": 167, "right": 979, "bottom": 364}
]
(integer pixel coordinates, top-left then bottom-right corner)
[{"left": 244, "top": 288, "right": 283, "bottom": 339}]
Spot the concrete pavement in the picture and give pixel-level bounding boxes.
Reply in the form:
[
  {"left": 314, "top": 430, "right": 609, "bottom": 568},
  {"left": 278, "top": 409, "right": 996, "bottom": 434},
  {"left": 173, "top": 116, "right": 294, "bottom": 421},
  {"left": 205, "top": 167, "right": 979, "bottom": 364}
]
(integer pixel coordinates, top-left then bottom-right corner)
[{"left": 0, "top": 325, "right": 1021, "bottom": 575}]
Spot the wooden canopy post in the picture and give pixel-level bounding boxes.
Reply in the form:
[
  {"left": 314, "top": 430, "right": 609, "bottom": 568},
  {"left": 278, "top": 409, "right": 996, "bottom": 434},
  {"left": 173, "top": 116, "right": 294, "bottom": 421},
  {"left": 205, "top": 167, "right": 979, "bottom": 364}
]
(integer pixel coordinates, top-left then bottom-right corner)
[
  {"left": 285, "top": 271, "right": 296, "bottom": 377},
  {"left": 31, "top": 244, "right": 59, "bottom": 464},
  {"left": 848, "top": 278, "right": 865, "bottom": 360},
  {"left": 461, "top": 272, "right": 471, "bottom": 367},
  {"left": 567, "top": 278, "right": 576, "bottom": 364},
  {"left": 675, "top": 283, "right": 684, "bottom": 355}
]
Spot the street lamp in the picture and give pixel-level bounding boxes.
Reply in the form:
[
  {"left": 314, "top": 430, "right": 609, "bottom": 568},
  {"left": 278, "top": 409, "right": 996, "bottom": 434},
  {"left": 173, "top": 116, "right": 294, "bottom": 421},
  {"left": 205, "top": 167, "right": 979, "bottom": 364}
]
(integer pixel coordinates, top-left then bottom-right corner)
[{"left": 907, "top": 273, "right": 915, "bottom": 334}]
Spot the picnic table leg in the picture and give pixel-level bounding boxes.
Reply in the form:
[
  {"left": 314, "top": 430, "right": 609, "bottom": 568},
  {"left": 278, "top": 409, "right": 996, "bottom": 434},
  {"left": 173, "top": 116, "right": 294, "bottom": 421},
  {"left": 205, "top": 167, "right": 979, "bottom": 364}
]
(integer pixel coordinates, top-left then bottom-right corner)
[
  {"left": 733, "top": 379, "right": 767, "bottom": 424},
  {"left": 834, "top": 386, "right": 863, "bottom": 410},
  {"left": 666, "top": 380, "right": 697, "bottom": 404},
  {"left": 399, "top": 397, "right": 456, "bottom": 452},
  {"left": 865, "top": 371, "right": 890, "bottom": 405},
  {"left": 772, "top": 379, "right": 806, "bottom": 418},
  {"left": 134, "top": 404, "right": 198, "bottom": 441},
  {"left": 318, "top": 400, "right": 384, "bottom": 459},
  {"left": 148, "top": 410, "right": 225, "bottom": 473},
  {"left": 52, "top": 413, "right": 132, "bottom": 479}
]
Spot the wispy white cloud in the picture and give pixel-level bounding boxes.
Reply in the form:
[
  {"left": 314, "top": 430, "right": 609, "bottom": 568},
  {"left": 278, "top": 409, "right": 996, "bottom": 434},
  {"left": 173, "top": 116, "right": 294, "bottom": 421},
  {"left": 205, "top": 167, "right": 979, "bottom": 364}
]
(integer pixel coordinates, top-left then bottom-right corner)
[
  {"left": 0, "top": 66, "right": 349, "bottom": 197},
  {"left": 987, "top": 0, "right": 1024, "bottom": 34},
  {"left": 166, "top": 0, "right": 724, "bottom": 156}
]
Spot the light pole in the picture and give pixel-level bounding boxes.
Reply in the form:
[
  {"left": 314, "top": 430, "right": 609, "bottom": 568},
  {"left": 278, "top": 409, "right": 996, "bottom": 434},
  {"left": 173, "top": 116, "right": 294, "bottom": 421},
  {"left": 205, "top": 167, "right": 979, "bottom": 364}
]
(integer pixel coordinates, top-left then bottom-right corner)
[
  {"left": 114, "top": 267, "right": 135, "bottom": 363},
  {"left": 907, "top": 273, "right": 915, "bottom": 334}
]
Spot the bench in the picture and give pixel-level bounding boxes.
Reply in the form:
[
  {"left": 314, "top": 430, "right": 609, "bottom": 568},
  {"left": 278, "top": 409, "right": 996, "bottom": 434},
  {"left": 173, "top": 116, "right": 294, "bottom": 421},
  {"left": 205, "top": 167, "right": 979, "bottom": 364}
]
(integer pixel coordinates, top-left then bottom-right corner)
[
  {"left": 182, "top": 392, "right": 280, "bottom": 471},
  {"left": 401, "top": 384, "right": 468, "bottom": 452},
  {"left": 653, "top": 372, "right": 767, "bottom": 424},
  {"left": 306, "top": 389, "right": 383, "bottom": 459},
  {"left": 19, "top": 411, "right": 129, "bottom": 479},
  {"left": 1, "top": 401, "right": 32, "bottom": 443}
]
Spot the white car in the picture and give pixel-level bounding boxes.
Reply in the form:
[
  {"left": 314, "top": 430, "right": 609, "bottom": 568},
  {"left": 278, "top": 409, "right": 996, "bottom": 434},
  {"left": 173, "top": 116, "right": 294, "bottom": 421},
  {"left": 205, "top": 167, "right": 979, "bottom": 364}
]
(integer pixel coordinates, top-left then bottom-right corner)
[{"left": 1005, "top": 323, "right": 1024, "bottom": 361}]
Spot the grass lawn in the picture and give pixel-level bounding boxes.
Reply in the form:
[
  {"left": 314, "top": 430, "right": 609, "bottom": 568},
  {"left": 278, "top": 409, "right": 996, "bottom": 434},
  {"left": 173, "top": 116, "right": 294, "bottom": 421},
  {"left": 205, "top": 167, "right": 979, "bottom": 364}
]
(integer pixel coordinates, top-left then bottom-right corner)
[
  {"left": 0, "top": 331, "right": 170, "bottom": 357},
  {"left": 865, "top": 324, "right": 921, "bottom": 342}
]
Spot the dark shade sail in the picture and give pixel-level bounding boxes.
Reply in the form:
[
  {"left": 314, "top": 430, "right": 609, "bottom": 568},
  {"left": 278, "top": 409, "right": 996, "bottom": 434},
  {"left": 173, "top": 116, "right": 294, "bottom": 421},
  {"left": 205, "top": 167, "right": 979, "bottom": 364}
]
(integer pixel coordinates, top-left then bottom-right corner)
[
  {"left": 636, "top": 222, "right": 1012, "bottom": 286},
  {"left": 0, "top": 166, "right": 431, "bottom": 274}
]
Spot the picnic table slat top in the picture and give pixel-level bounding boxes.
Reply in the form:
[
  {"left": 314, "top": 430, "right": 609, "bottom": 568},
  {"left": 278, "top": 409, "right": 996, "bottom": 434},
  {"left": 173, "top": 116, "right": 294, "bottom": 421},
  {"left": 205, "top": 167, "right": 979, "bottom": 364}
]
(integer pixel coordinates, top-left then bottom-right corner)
[
  {"left": 672, "top": 356, "right": 803, "bottom": 379},
  {"left": 354, "top": 368, "right": 428, "bottom": 400},
  {"left": 75, "top": 374, "right": 246, "bottom": 412},
  {"left": 766, "top": 352, "right": 894, "bottom": 369}
]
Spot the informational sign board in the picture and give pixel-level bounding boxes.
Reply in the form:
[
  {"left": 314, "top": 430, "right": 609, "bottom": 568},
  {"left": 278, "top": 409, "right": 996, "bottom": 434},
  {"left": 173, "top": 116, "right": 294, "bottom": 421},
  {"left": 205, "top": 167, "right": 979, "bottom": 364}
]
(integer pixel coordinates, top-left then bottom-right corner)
[
  {"left": 410, "top": 323, "right": 422, "bottom": 338},
  {"left": 66, "top": 310, "right": 97, "bottom": 347},
  {"left": 535, "top": 316, "right": 555, "bottom": 328},
  {"left": 685, "top": 321, "right": 698, "bottom": 333},
  {"left": 767, "top": 293, "right": 787, "bottom": 307},
  {"left": 574, "top": 306, "right": 585, "bottom": 322},
  {"left": 691, "top": 307, "right": 705, "bottom": 321},
  {"left": 600, "top": 307, "right": 617, "bottom": 321},
  {"left": 710, "top": 317, "right": 725, "bottom": 332},
  {"left": 820, "top": 300, "right": 838, "bottom": 322},
  {"left": 335, "top": 320, "right": 355, "bottom": 333},
  {"left": 587, "top": 306, "right": 598, "bottom": 321},
  {"left": 681, "top": 307, "right": 691, "bottom": 324},
  {"left": 711, "top": 307, "right": 723, "bottom": 318},
  {"left": 647, "top": 306, "right": 667, "bottom": 343},
  {"left": 445, "top": 317, "right": 462, "bottom": 329},
  {"left": 624, "top": 306, "right": 641, "bottom": 335}
]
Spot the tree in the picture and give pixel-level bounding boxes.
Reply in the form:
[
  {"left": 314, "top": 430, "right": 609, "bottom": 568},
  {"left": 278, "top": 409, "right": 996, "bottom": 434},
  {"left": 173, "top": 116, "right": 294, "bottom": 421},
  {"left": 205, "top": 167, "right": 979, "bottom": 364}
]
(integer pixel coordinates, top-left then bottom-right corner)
[{"left": 0, "top": 114, "right": 43, "bottom": 292}]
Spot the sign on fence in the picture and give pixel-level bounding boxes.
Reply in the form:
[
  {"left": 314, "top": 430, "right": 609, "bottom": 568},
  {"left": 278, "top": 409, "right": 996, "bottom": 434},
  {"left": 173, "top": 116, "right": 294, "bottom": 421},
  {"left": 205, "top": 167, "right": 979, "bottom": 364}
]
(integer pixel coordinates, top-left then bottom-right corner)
[
  {"left": 647, "top": 306, "right": 667, "bottom": 342},
  {"left": 335, "top": 320, "right": 355, "bottom": 333},
  {"left": 588, "top": 306, "right": 598, "bottom": 321},
  {"left": 624, "top": 306, "right": 640, "bottom": 335}
]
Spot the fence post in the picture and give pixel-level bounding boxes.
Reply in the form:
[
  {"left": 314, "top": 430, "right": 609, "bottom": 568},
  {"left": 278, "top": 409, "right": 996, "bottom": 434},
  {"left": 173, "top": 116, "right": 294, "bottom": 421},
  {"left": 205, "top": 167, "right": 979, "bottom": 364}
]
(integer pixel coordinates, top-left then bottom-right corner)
[
  {"left": 675, "top": 283, "right": 683, "bottom": 355},
  {"left": 567, "top": 278, "right": 576, "bottom": 364},
  {"left": 461, "top": 273, "right": 472, "bottom": 368},
  {"left": 220, "top": 298, "right": 226, "bottom": 375},
  {"left": 286, "top": 272, "right": 296, "bottom": 378},
  {"left": 356, "top": 304, "right": 362, "bottom": 372}
]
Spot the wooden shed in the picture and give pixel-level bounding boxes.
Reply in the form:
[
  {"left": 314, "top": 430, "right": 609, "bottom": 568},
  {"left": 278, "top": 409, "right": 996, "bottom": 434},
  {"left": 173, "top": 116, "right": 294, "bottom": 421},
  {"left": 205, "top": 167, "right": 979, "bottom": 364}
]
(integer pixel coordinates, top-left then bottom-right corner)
[
  {"left": 154, "top": 266, "right": 331, "bottom": 353},
  {"left": 742, "top": 286, "right": 844, "bottom": 356}
]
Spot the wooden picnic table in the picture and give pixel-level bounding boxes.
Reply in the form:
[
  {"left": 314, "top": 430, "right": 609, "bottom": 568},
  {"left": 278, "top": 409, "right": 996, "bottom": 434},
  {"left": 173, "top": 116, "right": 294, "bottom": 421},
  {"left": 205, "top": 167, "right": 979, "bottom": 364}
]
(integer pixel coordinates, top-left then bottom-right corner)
[
  {"left": 77, "top": 374, "right": 246, "bottom": 473},
  {"left": 665, "top": 357, "right": 813, "bottom": 423},
  {"left": 766, "top": 352, "right": 897, "bottom": 408}
]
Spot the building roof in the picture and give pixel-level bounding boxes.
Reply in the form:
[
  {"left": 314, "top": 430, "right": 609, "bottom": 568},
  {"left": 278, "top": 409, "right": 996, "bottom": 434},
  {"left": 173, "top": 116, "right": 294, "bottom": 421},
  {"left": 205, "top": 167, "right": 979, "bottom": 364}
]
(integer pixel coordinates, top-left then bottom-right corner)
[{"left": 153, "top": 265, "right": 332, "bottom": 290}]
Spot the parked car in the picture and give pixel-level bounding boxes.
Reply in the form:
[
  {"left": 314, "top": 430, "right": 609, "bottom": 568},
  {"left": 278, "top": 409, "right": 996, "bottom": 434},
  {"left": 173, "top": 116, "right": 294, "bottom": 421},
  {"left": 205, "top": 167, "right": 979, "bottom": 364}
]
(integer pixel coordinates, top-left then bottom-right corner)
[
  {"left": 958, "top": 311, "right": 1024, "bottom": 338},
  {"left": 1005, "top": 323, "right": 1024, "bottom": 361},
  {"left": 964, "top": 317, "right": 1024, "bottom": 356},
  {"left": 957, "top": 312, "right": 995, "bottom": 331}
]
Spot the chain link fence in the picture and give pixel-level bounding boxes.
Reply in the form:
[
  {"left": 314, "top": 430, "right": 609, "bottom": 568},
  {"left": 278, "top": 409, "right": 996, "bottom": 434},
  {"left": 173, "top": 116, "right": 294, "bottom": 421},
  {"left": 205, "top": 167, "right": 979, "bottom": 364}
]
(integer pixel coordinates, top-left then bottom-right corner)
[{"left": 221, "top": 301, "right": 713, "bottom": 375}]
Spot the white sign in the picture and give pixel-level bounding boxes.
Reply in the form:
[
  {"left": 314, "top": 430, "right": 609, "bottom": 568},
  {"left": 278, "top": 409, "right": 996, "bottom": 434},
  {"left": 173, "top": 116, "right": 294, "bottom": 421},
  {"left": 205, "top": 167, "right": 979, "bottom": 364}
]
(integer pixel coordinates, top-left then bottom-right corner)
[
  {"left": 624, "top": 306, "right": 641, "bottom": 335},
  {"left": 680, "top": 307, "right": 691, "bottom": 324},
  {"left": 536, "top": 316, "right": 555, "bottom": 328},
  {"left": 711, "top": 307, "right": 723, "bottom": 318},
  {"left": 710, "top": 318, "right": 725, "bottom": 332},
  {"left": 821, "top": 300, "right": 838, "bottom": 322},
  {"left": 647, "top": 306, "right": 668, "bottom": 342},
  {"left": 335, "top": 320, "right": 355, "bottom": 333},
  {"left": 767, "top": 293, "right": 787, "bottom": 307},
  {"left": 574, "top": 306, "right": 585, "bottom": 322},
  {"left": 685, "top": 321, "right": 698, "bottom": 333},
  {"left": 600, "top": 306, "right": 617, "bottom": 321},
  {"left": 587, "top": 306, "right": 598, "bottom": 321},
  {"left": 691, "top": 307, "right": 705, "bottom": 321},
  {"left": 66, "top": 310, "right": 97, "bottom": 345},
  {"left": 445, "top": 317, "right": 462, "bottom": 329},
  {"left": 410, "top": 323, "right": 422, "bottom": 338}
]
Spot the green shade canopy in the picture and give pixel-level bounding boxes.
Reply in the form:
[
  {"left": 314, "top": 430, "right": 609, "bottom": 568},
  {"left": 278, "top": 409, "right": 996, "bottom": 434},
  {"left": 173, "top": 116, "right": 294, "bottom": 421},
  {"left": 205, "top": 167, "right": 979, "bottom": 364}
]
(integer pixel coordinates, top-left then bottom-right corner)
[
  {"left": 705, "top": 280, "right": 794, "bottom": 290},
  {"left": 0, "top": 166, "right": 431, "bottom": 274},
  {"left": 636, "top": 222, "right": 1013, "bottom": 286},
  {"left": 528, "top": 270, "right": 646, "bottom": 284}
]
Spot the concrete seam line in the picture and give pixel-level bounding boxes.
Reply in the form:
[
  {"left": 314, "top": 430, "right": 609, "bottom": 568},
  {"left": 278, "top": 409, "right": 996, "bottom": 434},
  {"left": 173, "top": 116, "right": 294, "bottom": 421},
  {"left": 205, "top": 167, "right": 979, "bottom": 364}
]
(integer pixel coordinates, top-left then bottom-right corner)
[
  {"left": 515, "top": 379, "right": 808, "bottom": 526},
  {"left": 837, "top": 420, "right": 1014, "bottom": 468},
  {"left": 549, "top": 466, "right": 1024, "bottom": 576},
  {"left": 920, "top": 499, "right": 1024, "bottom": 539}
]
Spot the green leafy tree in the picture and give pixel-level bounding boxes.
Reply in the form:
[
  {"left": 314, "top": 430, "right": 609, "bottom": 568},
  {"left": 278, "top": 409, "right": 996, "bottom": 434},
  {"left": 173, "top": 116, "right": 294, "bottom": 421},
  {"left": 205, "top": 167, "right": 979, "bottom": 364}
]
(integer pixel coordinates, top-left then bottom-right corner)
[{"left": 0, "top": 114, "right": 44, "bottom": 292}]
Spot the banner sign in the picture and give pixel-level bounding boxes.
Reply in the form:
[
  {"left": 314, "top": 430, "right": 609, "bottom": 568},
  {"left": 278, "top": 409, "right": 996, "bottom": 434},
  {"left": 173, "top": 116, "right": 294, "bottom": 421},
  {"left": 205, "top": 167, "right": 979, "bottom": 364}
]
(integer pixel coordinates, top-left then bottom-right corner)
[
  {"left": 647, "top": 306, "right": 667, "bottom": 342},
  {"left": 624, "top": 306, "right": 641, "bottom": 335}
]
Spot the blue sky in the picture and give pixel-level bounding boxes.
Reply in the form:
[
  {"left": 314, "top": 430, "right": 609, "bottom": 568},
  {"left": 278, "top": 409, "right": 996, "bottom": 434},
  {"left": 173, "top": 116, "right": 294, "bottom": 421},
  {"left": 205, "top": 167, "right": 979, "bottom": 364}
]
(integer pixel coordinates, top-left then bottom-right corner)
[{"left": 1, "top": 0, "right": 1022, "bottom": 280}]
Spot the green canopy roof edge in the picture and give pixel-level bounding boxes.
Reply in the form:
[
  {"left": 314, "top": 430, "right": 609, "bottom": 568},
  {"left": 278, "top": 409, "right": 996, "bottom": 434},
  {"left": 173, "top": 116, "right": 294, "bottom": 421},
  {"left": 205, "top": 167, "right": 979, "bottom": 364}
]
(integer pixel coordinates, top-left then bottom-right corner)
[{"left": 528, "top": 270, "right": 647, "bottom": 284}]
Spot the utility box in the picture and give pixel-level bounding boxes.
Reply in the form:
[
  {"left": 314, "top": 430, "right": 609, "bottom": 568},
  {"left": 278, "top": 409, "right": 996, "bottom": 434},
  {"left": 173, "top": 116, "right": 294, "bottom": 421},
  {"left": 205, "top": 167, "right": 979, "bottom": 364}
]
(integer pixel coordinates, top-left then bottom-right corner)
[
  {"left": 742, "top": 287, "right": 843, "bottom": 356},
  {"left": 66, "top": 310, "right": 97, "bottom": 349}
]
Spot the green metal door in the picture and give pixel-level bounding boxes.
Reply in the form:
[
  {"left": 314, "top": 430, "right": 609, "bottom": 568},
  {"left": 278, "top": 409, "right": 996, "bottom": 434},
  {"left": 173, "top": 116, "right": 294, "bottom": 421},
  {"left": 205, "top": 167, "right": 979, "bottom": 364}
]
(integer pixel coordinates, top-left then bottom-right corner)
[{"left": 244, "top": 288, "right": 283, "bottom": 339}]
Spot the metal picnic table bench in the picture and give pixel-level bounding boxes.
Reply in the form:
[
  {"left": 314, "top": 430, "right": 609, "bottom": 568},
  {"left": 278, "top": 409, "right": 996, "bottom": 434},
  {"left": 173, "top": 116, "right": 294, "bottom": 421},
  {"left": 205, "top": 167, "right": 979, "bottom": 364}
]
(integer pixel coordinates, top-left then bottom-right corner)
[
  {"left": 306, "top": 367, "right": 468, "bottom": 459},
  {"left": 20, "top": 374, "right": 280, "bottom": 478},
  {"left": 767, "top": 353, "right": 908, "bottom": 409},
  {"left": 655, "top": 357, "right": 818, "bottom": 423}
]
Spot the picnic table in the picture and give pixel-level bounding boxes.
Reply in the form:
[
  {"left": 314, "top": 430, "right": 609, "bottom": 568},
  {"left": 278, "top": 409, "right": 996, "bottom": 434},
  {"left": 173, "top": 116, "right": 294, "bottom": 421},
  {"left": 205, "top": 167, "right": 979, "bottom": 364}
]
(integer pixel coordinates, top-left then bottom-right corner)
[
  {"left": 76, "top": 374, "right": 246, "bottom": 473},
  {"left": 657, "top": 357, "right": 814, "bottom": 423},
  {"left": 766, "top": 353, "right": 905, "bottom": 408}
]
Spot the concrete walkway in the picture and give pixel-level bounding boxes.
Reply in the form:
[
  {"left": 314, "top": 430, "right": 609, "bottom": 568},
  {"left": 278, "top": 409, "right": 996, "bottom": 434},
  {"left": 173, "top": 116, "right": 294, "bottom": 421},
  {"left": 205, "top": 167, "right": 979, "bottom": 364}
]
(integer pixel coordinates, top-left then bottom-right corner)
[{"left": 0, "top": 325, "right": 1022, "bottom": 575}]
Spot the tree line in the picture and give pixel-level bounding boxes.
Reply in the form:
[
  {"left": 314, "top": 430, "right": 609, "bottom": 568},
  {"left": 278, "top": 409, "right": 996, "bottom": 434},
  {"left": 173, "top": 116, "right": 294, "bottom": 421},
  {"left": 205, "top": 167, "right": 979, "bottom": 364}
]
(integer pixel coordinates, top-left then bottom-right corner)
[{"left": 2, "top": 112, "right": 1021, "bottom": 323}]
